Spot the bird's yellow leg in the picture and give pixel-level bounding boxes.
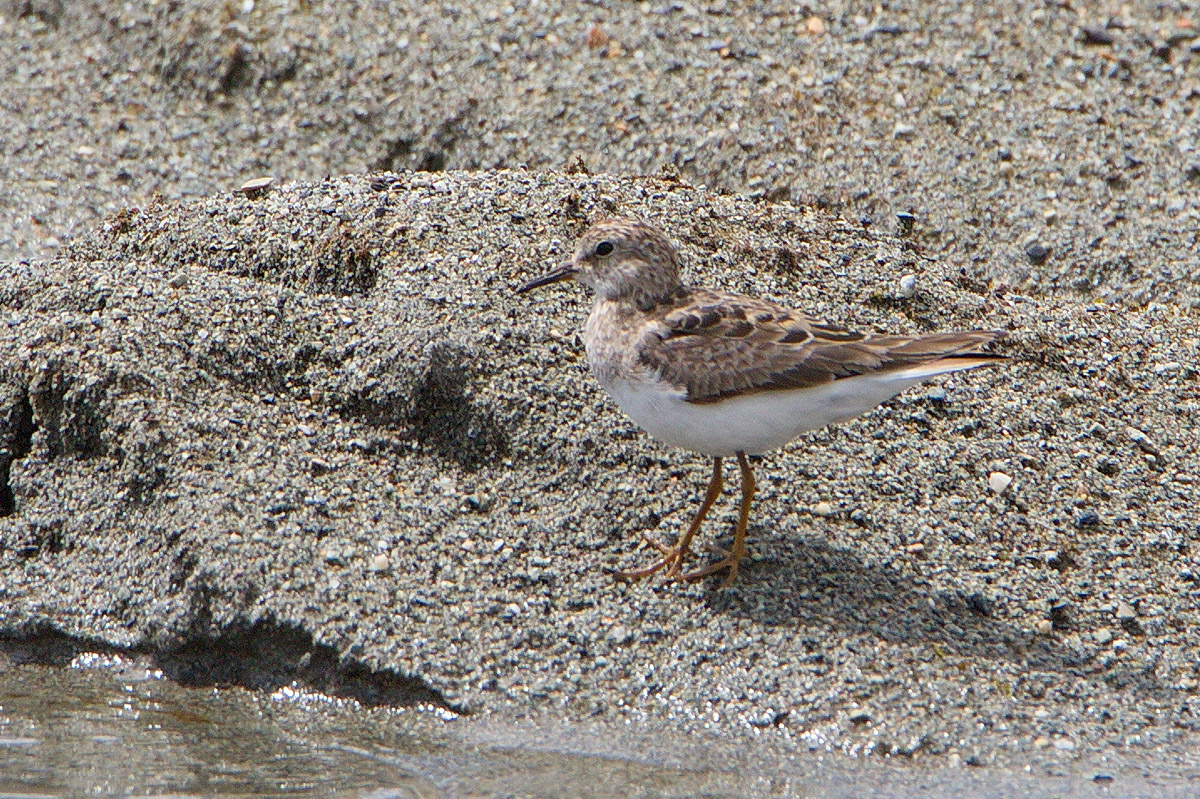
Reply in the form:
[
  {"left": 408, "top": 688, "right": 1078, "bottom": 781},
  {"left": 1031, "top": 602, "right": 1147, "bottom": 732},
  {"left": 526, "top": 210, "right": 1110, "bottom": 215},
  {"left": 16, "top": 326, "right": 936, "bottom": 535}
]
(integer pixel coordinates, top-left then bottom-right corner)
[
  {"left": 615, "top": 456, "right": 723, "bottom": 581},
  {"left": 678, "top": 451, "right": 755, "bottom": 587}
]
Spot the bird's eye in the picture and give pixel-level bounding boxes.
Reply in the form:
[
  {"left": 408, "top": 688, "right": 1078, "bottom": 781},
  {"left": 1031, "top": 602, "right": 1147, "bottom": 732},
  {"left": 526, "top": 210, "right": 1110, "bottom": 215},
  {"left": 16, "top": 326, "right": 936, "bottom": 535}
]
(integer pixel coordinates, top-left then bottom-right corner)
[{"left": 594, "top": 241, "right": 614, "bottom": 257}]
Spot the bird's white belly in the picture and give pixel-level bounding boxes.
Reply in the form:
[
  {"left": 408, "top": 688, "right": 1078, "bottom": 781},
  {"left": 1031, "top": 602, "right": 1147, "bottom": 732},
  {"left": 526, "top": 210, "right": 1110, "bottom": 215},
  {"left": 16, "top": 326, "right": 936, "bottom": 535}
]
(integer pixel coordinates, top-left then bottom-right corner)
[{"left": 601, "top": 374, "right": 923, "bottom": 457}]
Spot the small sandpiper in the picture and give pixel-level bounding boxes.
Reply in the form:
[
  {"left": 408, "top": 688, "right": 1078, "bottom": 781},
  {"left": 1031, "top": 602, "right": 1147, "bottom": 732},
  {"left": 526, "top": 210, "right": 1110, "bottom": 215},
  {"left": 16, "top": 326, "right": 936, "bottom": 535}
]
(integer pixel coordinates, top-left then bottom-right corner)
[{"left": 518, "top": 217, "right": 1006, "bottom": 587}]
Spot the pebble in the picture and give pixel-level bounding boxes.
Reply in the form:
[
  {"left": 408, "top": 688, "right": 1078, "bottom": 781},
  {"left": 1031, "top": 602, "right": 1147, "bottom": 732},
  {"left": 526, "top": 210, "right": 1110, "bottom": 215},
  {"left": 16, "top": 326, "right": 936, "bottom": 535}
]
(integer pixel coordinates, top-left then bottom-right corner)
[
  {"left": 1081, "top": 26, "right": 1115, "bottom": 45},
  {"left": 1115, "top": 602, "right": 1137, "bottom": 621},
  {"left": 892, "top": 122, "right": 916, "bottom": 140},
  {"left": 368, "top": 552, "right": 390, "bottom": 572},
  {"left": 1035, "top": 619, "right": 1054, "bottom": 635},
  {"left": 1025, "top": 241, "right": 1050, "bottom": 264},
  {"left": 897, "top": 273, "right": 917, "bottom": 298},
  {"left": 926, "top": 386, "right": 946, "bottom": 401},
  {"left": 238, "top": 176, "right": 275, "bottom": 196},
  {"left": 965, "top": 593, "right": 993, "bottom": 617},
  {"left": 1054, "top": 738, "right": 1076, "bottom": 751},
  {"left": 987, "top": 471, "right": 1012, "bottom": 494},
  {"left": 1094, "top": 628, "right": 1113, "bottom": 645},
  {"left": 812, "top": 501, "right": 834, "bottom": 517}
]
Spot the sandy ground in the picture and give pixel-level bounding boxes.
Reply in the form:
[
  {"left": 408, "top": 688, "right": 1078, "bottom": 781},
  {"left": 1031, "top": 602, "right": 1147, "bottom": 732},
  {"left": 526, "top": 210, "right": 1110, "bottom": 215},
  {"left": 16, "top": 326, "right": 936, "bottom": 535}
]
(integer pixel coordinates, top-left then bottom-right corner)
[{"left": 2, "top": 0, "right": 1199, "bottom": 789}]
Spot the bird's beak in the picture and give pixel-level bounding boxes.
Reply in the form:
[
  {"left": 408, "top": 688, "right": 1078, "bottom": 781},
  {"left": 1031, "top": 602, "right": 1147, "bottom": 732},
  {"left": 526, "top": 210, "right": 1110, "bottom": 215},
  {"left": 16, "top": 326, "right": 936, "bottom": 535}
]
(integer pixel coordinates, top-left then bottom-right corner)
[{"left": 516, "top": 260, "right": 577, "bottom": 294}]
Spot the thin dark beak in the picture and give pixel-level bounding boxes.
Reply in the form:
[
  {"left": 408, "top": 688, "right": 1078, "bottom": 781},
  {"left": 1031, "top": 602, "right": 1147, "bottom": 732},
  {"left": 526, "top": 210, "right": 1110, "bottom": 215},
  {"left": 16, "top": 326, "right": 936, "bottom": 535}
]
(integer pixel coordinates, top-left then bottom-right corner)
[{"left": 516, "top": 260, "right": 577, "bottom": 294}]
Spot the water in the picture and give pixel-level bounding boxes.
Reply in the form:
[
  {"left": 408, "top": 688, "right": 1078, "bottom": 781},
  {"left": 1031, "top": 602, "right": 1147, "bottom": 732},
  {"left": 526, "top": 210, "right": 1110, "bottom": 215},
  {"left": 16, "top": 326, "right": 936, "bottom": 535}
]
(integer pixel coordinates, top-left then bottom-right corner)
[{"left": 1, "top": 651, "right": 1196, "bottom": 798}]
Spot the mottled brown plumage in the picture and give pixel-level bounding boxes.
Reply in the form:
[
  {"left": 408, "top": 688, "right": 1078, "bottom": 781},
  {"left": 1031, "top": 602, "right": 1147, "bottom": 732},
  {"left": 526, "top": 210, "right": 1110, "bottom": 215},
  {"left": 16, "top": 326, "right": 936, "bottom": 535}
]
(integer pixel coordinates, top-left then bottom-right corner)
[{"left": 639, "top": 287, "right": 1005, "bottom": 404}]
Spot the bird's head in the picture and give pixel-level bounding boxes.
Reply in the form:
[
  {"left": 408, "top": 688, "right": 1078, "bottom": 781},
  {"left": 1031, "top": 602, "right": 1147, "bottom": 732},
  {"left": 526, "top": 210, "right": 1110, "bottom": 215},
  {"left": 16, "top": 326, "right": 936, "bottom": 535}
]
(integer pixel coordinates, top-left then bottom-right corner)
[{"left": 517, "top": 217, "right": 682, "bottom": 303}]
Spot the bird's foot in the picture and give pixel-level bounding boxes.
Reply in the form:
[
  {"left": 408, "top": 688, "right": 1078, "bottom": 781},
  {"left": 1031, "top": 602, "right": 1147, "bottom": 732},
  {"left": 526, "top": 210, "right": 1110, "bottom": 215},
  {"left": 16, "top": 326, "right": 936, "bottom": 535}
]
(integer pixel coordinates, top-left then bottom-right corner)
[
  {"left": 614, "top": 534, "right": 688, "bottom": 581},
  {"left": 674, "top": 544, "right": 745, "bottom": 588}
]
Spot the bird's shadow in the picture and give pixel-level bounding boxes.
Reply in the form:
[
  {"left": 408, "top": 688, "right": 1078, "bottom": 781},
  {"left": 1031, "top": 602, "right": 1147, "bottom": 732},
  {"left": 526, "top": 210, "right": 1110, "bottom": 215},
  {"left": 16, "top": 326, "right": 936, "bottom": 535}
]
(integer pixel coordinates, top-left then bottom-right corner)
[{"left": 703, "top": 531, "right": 1167, "bottom": 696}]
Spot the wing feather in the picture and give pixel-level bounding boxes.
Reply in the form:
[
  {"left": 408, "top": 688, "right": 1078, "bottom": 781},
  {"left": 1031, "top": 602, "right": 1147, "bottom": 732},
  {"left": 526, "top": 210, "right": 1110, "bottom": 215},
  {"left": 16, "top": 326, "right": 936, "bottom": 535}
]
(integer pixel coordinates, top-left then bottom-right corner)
[{"left": 637, "top": 289, "right": 1006, "bottom": 404}]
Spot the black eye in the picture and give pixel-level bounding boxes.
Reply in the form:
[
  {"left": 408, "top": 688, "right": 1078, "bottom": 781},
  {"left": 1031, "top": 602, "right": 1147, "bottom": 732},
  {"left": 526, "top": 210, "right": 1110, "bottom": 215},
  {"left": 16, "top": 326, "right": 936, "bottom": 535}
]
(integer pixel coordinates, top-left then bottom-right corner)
[{"left": 594, "top": 241, "right": 614, "bottom": 257}]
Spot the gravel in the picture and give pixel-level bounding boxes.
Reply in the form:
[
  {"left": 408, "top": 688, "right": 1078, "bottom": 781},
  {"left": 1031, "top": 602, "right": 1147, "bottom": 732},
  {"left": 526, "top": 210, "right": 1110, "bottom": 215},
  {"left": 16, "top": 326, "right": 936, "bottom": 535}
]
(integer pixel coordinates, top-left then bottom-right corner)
[
  {"left": 3, "top": 1, "right": 1199, "bottom": 306},
  {"left": 1, "top": 0, "right": 1199, "bottom": 784},
  {"left": 0, "top": 170, "right": 1198, "bottom": 775}
]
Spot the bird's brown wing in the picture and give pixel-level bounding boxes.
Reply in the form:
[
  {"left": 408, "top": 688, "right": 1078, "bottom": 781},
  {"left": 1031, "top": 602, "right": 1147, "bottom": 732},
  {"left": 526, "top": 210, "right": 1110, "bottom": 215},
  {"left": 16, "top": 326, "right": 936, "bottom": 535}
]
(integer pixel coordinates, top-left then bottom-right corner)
[{"left": 636, "top": 288, "right": 1006, "bottom": 404}]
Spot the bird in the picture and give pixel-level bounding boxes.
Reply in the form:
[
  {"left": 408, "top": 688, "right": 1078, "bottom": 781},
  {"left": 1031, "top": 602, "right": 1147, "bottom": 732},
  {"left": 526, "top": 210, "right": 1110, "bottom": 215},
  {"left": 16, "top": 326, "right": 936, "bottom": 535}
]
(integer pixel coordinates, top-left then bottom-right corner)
[{"left": 517, "top": 217, "right": 1006, "bottom": 587}]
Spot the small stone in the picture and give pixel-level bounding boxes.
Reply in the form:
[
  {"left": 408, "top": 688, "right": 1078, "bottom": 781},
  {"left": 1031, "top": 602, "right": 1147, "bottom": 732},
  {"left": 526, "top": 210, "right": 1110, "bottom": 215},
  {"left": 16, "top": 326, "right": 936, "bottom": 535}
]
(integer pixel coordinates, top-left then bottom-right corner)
[
  {"left": 849, "top": 711, "right": 871, "bottom": 725},
  {"left": 1053, "top": 738, "right": 1076, "bottom": 751},
  {"left": 1081, "top": 26, "right": 1115, "bottom": 45},
  {"left": 897, "top": 273, "right": 917, "bottom": 298},
  {"left": 896, "top": 212, "right": 917, "bottom": 234},
  {"left": 965, "top": 753, "right": 987, "bottom": 767},
  {"left": 1046, "top": 550, "right": 1076, "bottom": 571},
  {"left": 585, "top": 25, "right": 610, "bottom": 49},
  {"left": 606, "top": 625, "right": 630, "bottom": 645},
  {"left": 167, "top": 272, "right": 188, "bottom": 289},
  {"left": 892, "top": 122, "right": 916, "bottom": 139},
  {"left": 75, "top": 145, "right": 95, "bottom": 156},
  {"left": 1075, "top": 511, "right": 1100, "bottom": 527},
  {"left": 238, "top": 176, "right": 274, "bottom": 196},
  {"left": 1049, "top": 601, "right": 1073, "bottom": 629},
  {"left": 905, "top": 542, "right": 925, "bottom": 555},
  {"left": 1025, "top": 242, "right": 1050, "bottom": 265},
  {"left": 987, "top": 471, "right": 1012, "bottom": 494},
  {"left": 1035, "top": 619, "right": 1054, "bottom": 635},
  {"left": 1115, "top": 602, "right": 1136, "bottom": 621},
  {"left": 1094, "top": 628, "right": 1113, "bottom": 645},
  {"left": 322, "top": 547, "right": 346, "bottom": 566},
  {"left": 813, "top": 501, "right": 834, "bottom": 517},
  {"left": 368, "top": 552, "right": 389, "bottom": 572},
  {"left": 806, "top": 16, "right": 825, "bottom": 36},
  {"left": 1154, "top": 361, "right": 1182, "bottom": 375},
  {"left": 1033, "top": 736, "right": 1050, "bottom": 748},
  {"left": 1093, "top": 774, "right": 1114, "bottom": 784},
  {"left": 926, "top": 387, "right": 947, "bottom": 402},
  {"left": 965, "top": 593, "right": 993, "bottom": 617}
]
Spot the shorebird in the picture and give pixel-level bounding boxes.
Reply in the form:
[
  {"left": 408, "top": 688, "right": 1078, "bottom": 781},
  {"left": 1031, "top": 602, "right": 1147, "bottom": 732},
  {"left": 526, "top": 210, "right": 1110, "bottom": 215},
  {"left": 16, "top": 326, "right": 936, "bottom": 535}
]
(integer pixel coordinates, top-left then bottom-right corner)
[{"left": 518, "top": 217, "right": 1006, "bottom": 586}]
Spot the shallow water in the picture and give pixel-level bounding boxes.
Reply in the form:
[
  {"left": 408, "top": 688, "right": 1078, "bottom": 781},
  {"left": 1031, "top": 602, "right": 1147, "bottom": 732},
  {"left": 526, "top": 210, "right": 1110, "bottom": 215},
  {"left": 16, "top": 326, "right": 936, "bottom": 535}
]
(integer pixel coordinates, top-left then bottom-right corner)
[{"left": 0, "top": 652, "right": 1196, "bottom": 798}]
